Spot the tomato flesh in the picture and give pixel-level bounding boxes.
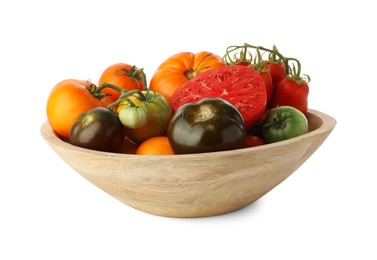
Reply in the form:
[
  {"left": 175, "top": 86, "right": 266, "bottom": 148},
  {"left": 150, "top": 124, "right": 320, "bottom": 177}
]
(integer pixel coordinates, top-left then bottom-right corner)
[{"left": 171, "top": 65, "right": 267, "bottom": 129}]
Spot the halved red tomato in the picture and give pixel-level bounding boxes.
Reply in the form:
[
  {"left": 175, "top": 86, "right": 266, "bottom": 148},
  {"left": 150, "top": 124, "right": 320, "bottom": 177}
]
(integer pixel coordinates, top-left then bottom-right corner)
[{"left": 171, "top": 65, "right": 267, "bottom": 129}]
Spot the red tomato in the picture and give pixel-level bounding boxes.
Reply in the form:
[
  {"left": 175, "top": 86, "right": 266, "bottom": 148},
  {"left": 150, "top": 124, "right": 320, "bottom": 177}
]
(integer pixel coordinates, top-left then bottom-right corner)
[
  {"left": 136, "top": 136, "right": 175, "bottom": 155},
  {"left": 258, "top": 71, "right": 274, "bottom": 104},
  {"left": 268, "top": 78, "right": 309, "bottom": 114},
  {"left": 46, "top": 79, "right": 112, "bottom": 140},
  {"left": 171, "top": 65, "right": 267, "bottom": 129},
  {"left": 245, "top": 135, "right": 266, "bottom": 148},
  {"left": 265, "top": 61, "right": 287, "bottom": 90},
  {"left": 98, "top": 63, "right": 145, "bottom": 101},
  {"left": 235, "top": 60, "right": 251, "bottom": 66}
]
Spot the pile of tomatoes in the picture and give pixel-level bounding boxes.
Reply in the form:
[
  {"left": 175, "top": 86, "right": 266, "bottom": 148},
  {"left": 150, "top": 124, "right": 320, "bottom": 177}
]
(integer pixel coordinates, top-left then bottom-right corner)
[{"left": 46, "top": 43, "right": 310, "bottom": 155}]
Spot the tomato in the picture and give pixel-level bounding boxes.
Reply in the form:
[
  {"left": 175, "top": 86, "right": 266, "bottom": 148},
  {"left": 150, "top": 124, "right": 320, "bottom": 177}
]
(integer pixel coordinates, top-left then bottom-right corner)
[
  {"left": 136, "top": 136, "right": 174, "bottom": 155},
  {"left": 119, "top": 106, "right": 150, "bottom": 129},
  {"left": 265, "top": 61, "right": 286, "bottom": 90},
  {"left": 171, "top": 65, "right": 267, "bottom": 129},
  {"left": 256, "top": 70, "right": 273, "bottom": 104},
  {"left": 235, "top": 61, "right": 251, "bottom": 66},
  {"left": 262, "top": 106, "right": 308, "bottom": 143},
  {"left": 116, "top": 91, "right": 172, "bottom": 144},
  {"left": 149, "top": 51, "right": 226, "bottom": 104},
  {"left": 168, "top": 98, "right": 247, "bottom": 154},
  {"left": 268, "top": 78, "right": 309, "bottom": 115},
  {"left": 69, "top": 107, "right": 125, "bottom": 152},
  {"left": 46, "top": 79, "right": 112, "bottom": 140},
  {"left": 98, "top": 63, "right": 146, "bottom": 101},
  {"left": 116, "top": 137, "right": 138, "bottom": 154},
  {"left": 245, "top": 135, "right": 265, "bottom": 148}
]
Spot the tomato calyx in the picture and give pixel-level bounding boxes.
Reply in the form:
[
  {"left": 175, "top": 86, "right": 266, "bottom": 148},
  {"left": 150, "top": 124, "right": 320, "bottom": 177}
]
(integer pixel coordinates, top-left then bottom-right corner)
[
  {"left": 184, "top": 52, "right": 217, "bottom": 79},
  {"left": 262, "top": 106, "right": 309, "bottom": 143},
  {"left": 184, "top": 68, "right": 198, "bottom": 80},
  {"left": 224, "top": 44, "right": 253, "bottom": 66},
  {"left": 86, "top": 80, "right": 110, "bottom": 100},
  {"left": 115, "top": 65, "right": 148, "bottom": 90},
  {"left": 263, "top": 108, "right": 289, "bottom": 130},
  {"left": 267, "top": 45, "right": 283, "bottom": 64},
  {"left": 286, "top": 61, "right": 311, "bottom": 85},
  {"left": 94, "top": 65, "right": 148, "bottom": 101},
  {"left": 247, "top": 48, "right": 270, "bottom": 73}
]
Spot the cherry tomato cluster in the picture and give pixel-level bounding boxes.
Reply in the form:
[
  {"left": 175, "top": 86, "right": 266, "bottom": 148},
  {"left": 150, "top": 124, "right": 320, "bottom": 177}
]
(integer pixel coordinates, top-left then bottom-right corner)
[
  {"left": 223, "top": 43, "right": 310, "bottom": 115},
  {"left": 46, "top": 43, "right": 311, "bottom": 155}
]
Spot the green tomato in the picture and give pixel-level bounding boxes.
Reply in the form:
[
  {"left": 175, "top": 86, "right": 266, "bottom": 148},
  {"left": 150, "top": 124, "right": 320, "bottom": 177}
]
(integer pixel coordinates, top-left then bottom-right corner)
[
  {"left": 120, "top": 91, "right": 172, "bottom": 144},
  {"left": 69, "top": 107, "right": 125, "bottom": 152},
  {"left": 168, "top": 98, "right": 247, "bottom": 154},
  {"left": 119, "top": 106, "right": 150, "bottom": 129},
  {"left": 262, "top": 106, "right": 308, "bottom": 143}
]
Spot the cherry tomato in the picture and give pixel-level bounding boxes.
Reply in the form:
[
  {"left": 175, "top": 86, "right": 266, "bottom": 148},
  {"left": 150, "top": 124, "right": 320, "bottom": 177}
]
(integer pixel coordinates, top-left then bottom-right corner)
[
  {"left": 268, "top": 78, "right": 309, "bottom": 115},
  {"left": 46, "top": 79, "right": 112, "bottom": 140},
  {"left": 136, "top": 136, "right": 175, "bottom": 155},
  {"left": 265, "top": 61, "right": 286, "bottom": 90},
  {"left": 98, "top": 63, "right": 145, "bottom": 101}
]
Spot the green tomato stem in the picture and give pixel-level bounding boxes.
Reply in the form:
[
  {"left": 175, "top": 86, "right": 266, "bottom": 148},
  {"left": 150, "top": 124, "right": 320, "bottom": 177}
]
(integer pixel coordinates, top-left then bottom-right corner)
[
  {"left": 95, "top": 82, "right": 124, "bottom": 94},
  {"left": 224, "top": 43, "right": 309, "bottom": 83},
  {"left": 117, "top": 66, "right": 148, "bottom": 91},
  {"left": 107, "top": 89, "right": 147, "bottom": 111}
]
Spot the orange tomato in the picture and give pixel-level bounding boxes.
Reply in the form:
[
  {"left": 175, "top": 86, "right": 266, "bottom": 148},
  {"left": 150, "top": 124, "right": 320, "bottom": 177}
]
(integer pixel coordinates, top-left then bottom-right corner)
[
  {"left": 98, "top": 63, "right": 145, "bottom": 101},
  {"left": 136, "top": 136, "right": 175, "bottom": 155},
  {"left": 46, "top": 79, "right": 112, "bottom": 140},
  {"left": 149, "top": 51, "right": 226, "bottom": 104}
]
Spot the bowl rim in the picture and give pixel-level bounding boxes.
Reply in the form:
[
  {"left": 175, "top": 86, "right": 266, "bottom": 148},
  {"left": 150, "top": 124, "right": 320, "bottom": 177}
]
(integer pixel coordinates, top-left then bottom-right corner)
[{"left": 41, "top": 109, "right": 336, "bottom": 159}]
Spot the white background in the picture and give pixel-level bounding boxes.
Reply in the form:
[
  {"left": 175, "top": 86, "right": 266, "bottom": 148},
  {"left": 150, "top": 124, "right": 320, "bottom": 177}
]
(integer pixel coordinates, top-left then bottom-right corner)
[{"left": 1, "top": 0, "right": 376, "bottom": 259}]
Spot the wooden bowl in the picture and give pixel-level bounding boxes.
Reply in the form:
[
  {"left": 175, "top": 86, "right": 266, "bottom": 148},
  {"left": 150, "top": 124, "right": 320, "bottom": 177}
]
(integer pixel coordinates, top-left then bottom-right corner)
[{"left": 41, "top": 109, "right": 336, "bottom": 218}]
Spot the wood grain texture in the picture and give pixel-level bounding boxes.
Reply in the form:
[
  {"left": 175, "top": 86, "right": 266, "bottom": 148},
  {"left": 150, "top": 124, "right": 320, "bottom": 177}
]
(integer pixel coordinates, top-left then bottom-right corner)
[{"left": 41, "top": 109, "right": 336, "bottom": 218}]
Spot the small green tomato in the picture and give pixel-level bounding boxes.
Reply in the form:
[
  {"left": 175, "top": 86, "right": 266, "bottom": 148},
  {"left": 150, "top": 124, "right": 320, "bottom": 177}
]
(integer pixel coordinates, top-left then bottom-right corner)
[
  {"left": 262, "top": 106, "right": 308, "bottom": 143},
  {"left": 119, "top": 106, "right": 150, "bottom": 129}
]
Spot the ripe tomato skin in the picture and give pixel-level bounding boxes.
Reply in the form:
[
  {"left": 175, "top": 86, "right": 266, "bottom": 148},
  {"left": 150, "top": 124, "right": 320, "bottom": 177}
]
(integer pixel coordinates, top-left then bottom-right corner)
[
  {"left": 46, "top": 79, "right": 112, "bottom": 140},
  {"left": 149, "top": 51, "right": 226, "bottom": 104},
  {"left": 245, "top": 135, "right": 266, "bottom": 148},
  {"left": 98, "top": 63, "right": 145, "bottom": 101},
  {"left": 136, "top": 136, "right": 175, "bottom": 155},
  {"left": 120, "top": 91, "right": 173, "bottom": 144},
  {"left": 265, "top": 61, "right": 286, "bottom": 90},
  {"left": 268, "top": 78, "right": 309, "bottom": 115},
  {"left": 69, "top": 107, "right": 125, "bottom": 152},
  {"left": 258, "top": 71, "right": 274, "bottom": 104},
  {"left": 262, "top": 106, "right": 308, "bottom": 143},
  {"left": 171, "top": 65, "right": 267, "bottom": 129},
  {"left": 116, "top": 137, "right": 138, "bottom": 154},
  {"left": 168, "top": 98, "right": 247, "bottom": 154}
]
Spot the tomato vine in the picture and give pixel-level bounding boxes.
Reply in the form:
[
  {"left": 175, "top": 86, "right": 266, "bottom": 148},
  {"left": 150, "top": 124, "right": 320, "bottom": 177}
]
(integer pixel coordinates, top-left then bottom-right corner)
[{"left": 224, "top": 43, "right": 310, "bottom": 85}]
